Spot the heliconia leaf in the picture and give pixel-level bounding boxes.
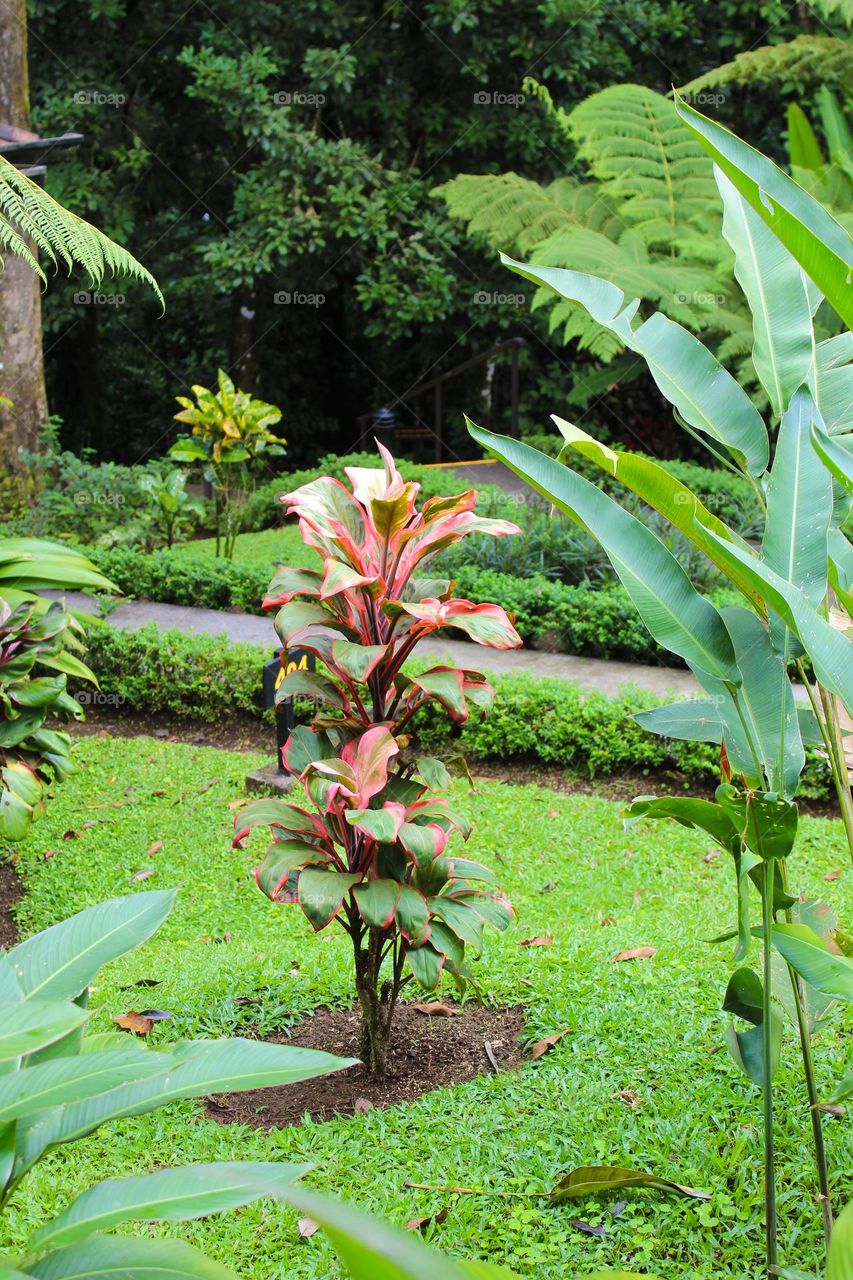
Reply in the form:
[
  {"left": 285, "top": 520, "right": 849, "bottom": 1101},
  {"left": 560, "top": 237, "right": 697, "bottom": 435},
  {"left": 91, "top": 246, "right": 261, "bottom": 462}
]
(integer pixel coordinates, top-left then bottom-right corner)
[
  {"left": 550, "top": 1165, "right": 710, "bottom": 1203},
  {"left": 624, "top": 795, "right": 739, "bottom": 851},
  {"left": 262, "top": 565, "right": 322, "bottom": 609},
  {"left": 467, "top": 424, "right": 740, "bottom": 683},
  {"left": 256, "top": 840, "right": 333, "bottom": 901},
  {"left": 346, "top": 805, "right": 406, "bottom": 844},
  {"left": 674, "top": 93, "right": 853, "bottom": 329},
  {"left": 29, "top": 1161, "right": 311, "bottom": 1252},
  {"left": 297, "top": 869, "right": 361, "bottom": 930},
  {"left": 27, "top": 1235, "right": 240, "bottom": 1278},
  {"left": 828, "top": 1198, "right": 853, "bottom": 1280},
  {"left": 0, "top": 1001, "right": 89, "bottom": 1062},
  {"left": 0, "top": 1047, "right": 167, "bottom": 1122},
  {"left": 6, "top": 891, "right": 176, "bottom": 1002},
  {"left": 353, "top": 879, "right": 403, "bottom": 929},
  {"left": 771, "top": 924, "right": 853, "bottom": 1001},
  {"left": 812, "top": 424, "right": 853, "bottom": 495},
  {"left": 331, "top": 639, "right": 388, "bottom": 683},
  {"left": 634, "top": 699, "right": 723, "bottom": 744},
  {"left": 500, "top": 256, "right": 768, "bottom": 474},
  {"left": 553, "top": 417, "right": 763, "bottom": 611},
  {"left": 716, "top": 169, "right": 815, "bottom": 419},
  {"left": 812, "top": 332, "right": 853, "bottom": 435}
]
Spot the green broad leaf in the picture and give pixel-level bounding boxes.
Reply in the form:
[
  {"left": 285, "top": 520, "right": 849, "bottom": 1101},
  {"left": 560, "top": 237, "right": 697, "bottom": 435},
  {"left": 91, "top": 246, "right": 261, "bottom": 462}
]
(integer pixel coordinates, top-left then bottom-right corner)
[
  {"left": 255, "top": 840, "right": 331, "bottom": 901},
  {"left": 6, "top": 890, "right": 176, "bottom": 1003},
  {"left": 0, "top": 1048, "right": 166, "bottom": 1122},
  {"left": 501, "top": 257, "right": 768, "bottom": 473},
  {"left": 762, "top": 392, "right": 833, "bottom": 660},
  {"left": 13, "top": 1040, "right": 356, "bottom": 1176},
  {"left": 771, "top": 924, "right": 853, "bottom": 1001},
  {"left": 353, "top": 879, "right": 403, "bottom": 929},
  {"left": 550, "top": 1165, "right": 710, "bottom": 1203},
  {"left": 716, "top": 787, "right": 798, "bottom": 861},
  {"left": 446, "top": 858, "right": 498, "bottom": 886},
  {"left": 395, "top": 886, "right": 430, "bottom": 946},
  {"left": 429, "top": 897, "right": 485, "bottom": 953},
  {"left": 467, "top": 424, "right": 739, "bottom": 683},
  {"left": 812, "top": 424, "right": 853, "bottom": 495},
  {"left": 812, "top": 333, "right": 853, "bottom": 436},
  {"left": 30, "top": 1161, "right": 310, "bottom": 1252},
  {"left": 726, "top": 1009, "right": 784, "bottom": 1086},
  {"left": 415, "top": 757, "right": 451, "bottom": 790},
  {"left": 406, "top": 943, "right": 443, "bottom": 990},
  {"left": 331, "top": 640, "right": 387, "bottom": 683},
  {"left": 674, "top": 94, "right": 853, "bottom": 329},
  {"left": 787, "top": 102, "right": 825, "bottom": 172},
  {"left": 346, "top": 808, "right": 403, "bottom": 844},
  {"left": 36, "top": 651, "right": 97, "bottom": 684},
  {"left": 28, "top": 1235, "right": 239, "bottom": 1278},
  {"left": 634, "top": 699, "right": 723, "bottom": 743},
  {"left": 426, "top": 920, "right": 464, "bottom": 971},
  {"left": 827, "top": 1195, "right": 853, "bottom": 1280},
  {"left": 717, "top": 170, "right": 815, "bottom": 419},
  {"left": 297, "top": 869, "right": 360, "bottom": 930},
  {"left": 701, "top": 527, "right": 853, "bottom": 714},
  {"left": 0, "top": 1002, "right": 89, "bottom": 1062},
  {"left": 553, "top": 416, "right": 763, "bottom": 610},
  {"left": 722, "top": 967, "right": 764, "bottom": 1025},
  {"left": 623, "top": 795, "right": 739, "bottom": 850}
]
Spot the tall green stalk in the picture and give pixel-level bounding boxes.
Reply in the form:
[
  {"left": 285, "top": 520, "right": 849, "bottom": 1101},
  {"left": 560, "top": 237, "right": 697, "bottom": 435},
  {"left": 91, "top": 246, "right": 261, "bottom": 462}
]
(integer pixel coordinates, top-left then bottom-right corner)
[{"left": 762, "top": 858, "right": 778, "bottom": 1277}]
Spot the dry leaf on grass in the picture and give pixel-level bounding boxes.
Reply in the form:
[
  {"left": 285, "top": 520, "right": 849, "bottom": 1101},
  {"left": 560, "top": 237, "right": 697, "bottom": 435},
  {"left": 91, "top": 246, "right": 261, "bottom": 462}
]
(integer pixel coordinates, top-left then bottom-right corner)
[
  {"left": 405, "top": 1208, "right": 449, "bottom": 1232},
  {"left": 113, "top": 1009, "right": 172, "bottom": 1036},
  {"left": 614, "top": 1089, "right": 642, "bottom": 1110},
  {"left": 129, "top": 868, "right": 155, "bottom": 883},
  {"left": 145, "top": 840, "right": 163, "bottom": 858},
  {"left": 611, "top": 946, "right": 656, "bottom": 963},
  {"left": 412, "top": 1002, "right": 460, "bottom": 1017},
  {"left": 824, "top": 869, "right": 843, "bottom": 882},
  {"left": 517, "top": 935, "right": 553, "bottom": 948},
  {"left": 702, "top": 849, "right": 720, "bottom": 863},
  {"left": 354, "top": 1096, "right": 373, "bottom": 1114},
  {"left": 529, "top": 1028, "right": 569, "bottom": 1060},
  {"left": 599, "top": 915, "right": 616, "bottom": 928},
  {"left": 298, "top": 1218, "right": 319, "bottom": 1239}
]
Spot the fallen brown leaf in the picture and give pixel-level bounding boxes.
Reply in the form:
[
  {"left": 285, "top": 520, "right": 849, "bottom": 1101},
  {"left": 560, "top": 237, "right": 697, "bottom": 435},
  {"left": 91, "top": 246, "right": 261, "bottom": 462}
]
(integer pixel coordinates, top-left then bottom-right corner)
[
  {"left": 298, "top": 1218, "right": 319, "bottom": 1239},
  {"left": 599, "top": 915, "right": 617, "bottom": 927},
  {"left": 43, "top": 849, "right": 57, "bottom": 861},
  {"left": 517, "top": 934, "right": 553, "bottom": 948},
  {"left": 547, "top": 808, "right": 559, "bottom": 819},
  {"left": 130, "top": 868, "right": 155, "bottom": 883},
  {"left": 824, "top": 869, "right": 842, "bottom": 882},
  {"left": 529, "top": 1028, "right": 570, "bottom": 1060},
  {"left": 145, "top": 840, "right": 164, "bottom": 858},
  {"left": 412, "top": 1002, "right": 460, "bottom": 1017},
  {"left": 611, "top": 946, "right": 657, "bottom": 963},
  {"left": 702, "top": 849, "right": 720, "bottom": 864},
  {"left": 817, "top": 1103, "right": 845, "bottom": 1119},
  {"left": 631, "top": 889, "right": 645, "bottom": 909},
  {"left": 353, "top": 1097, "right": 373, "bottom": 1114},
  {"left": 113, "top": 1011, "right": 155, "bottom": 1035},
  {"left": 614, "top": 1088, "right": 642, "bottom": 1110},
  {"left": 405, "top": 1208, "right": 449, "bottom": 1233}
]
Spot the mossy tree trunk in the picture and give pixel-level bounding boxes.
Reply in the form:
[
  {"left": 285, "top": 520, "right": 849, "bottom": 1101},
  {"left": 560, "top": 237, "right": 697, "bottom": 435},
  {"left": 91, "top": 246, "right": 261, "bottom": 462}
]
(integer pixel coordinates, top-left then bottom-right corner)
[{"left": 0, "top": 0, "right": 48, "bottom": 471}]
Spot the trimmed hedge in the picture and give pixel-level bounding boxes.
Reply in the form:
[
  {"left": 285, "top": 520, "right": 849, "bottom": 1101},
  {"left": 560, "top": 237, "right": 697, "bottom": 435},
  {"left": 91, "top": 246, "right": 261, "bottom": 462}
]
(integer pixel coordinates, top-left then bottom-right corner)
[{"left": 79, "top": 621, "right": 832, "bottom": 798}]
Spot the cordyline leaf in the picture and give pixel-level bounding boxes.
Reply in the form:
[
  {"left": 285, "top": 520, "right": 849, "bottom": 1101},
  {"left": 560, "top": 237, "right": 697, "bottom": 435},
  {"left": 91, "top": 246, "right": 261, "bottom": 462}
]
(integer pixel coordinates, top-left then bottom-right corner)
[
  {"left": 550, "top": 1166, "right": 710, "bottom": 1203},
  {"left": 276, "top": 669, "right": 349, "bottom": 711},
  {"left": 467, "top": 423, "right": 740, "bottom": 684},
  {"left": 674, "top": 93, "right": 853, "bottom": 329},
  {"left": 297, "top": 869, "right": 361, "bottom": 930},
  {"left": 256, "top": 840, "right": 333, "bottom": 901},
  {"left": 389, "top": 598, "right": 521, "bottom": 649},
  {"left": 331, "top": 639, "right": 388, "bottom": 683},
  {"left": 341, "top": 726, "right": 400, "bottom": 807},
  {"left": 263, "top": 565, "right": 322, "bottom": 609},
  {"left": 346, "top": 805, "right": 406, "bottom": 844},
  {"left": 353, "top": 879, "right": 403, "bottom": 929},
  {"left": 406, "top": 942, "right": 444, "bottom": 989}
]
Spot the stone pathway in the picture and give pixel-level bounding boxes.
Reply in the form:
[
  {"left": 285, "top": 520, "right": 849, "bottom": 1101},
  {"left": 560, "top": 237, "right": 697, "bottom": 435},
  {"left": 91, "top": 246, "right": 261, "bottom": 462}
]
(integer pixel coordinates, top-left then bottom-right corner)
[{"left": 59, "top": 592, "right": 700, "bottom": 700}]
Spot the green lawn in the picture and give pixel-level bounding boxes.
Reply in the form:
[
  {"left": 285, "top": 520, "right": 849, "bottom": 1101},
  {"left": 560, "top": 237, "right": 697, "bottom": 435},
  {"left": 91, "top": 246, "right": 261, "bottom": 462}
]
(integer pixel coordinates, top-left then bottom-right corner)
[
  {"left": 3, "top": 736, "right": 851, "bottom": 1279},
  {"left": 175, "top": 525, "right": 311, "bottom": 571}
]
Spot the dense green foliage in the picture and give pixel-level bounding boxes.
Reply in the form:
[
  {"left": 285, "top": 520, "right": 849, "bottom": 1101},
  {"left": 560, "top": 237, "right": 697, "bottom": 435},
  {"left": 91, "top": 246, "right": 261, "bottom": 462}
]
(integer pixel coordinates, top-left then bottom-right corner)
[
  {"left": 28, "top": 1, "right": 814, "bottom": 461},
  {"left": 4, "top": 735, "right": 850, "bottom": 1278}
]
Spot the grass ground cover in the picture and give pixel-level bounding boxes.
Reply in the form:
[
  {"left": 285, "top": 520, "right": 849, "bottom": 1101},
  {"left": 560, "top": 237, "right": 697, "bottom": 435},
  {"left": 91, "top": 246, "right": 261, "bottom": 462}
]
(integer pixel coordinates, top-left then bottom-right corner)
[
  {"left": 174, "top": 525, "right": 311, "bottom": 570},
  {"left": 2, "top": 735, "right": 851, "bottom": 1279}
]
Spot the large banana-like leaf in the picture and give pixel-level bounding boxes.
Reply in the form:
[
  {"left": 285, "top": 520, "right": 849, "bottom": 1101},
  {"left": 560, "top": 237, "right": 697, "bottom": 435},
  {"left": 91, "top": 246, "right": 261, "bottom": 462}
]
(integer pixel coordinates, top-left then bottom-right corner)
[
  {"left": 812, "top": 332, "right": 853, "bottom": 435},
  {"left": 716, "top": 169, "right": 815, "bottom": 419},
  {"left": 26, "top": 1236, "right": 237, "bottom": 1279},
  {"left": 761, "top": 391, "right": 833, "bottom": 659},
  {"left": 0, "top": 1003, "right": 89, "bottom": 1063},
  {"left": 0, "top": 540, "right": 115, "bottom": 596},
  {"left": 552, "top": 415, "right": 764, "bottom": 611},
  {"left": 500, "top": 254, "right": 769, "bottom": 474},
  {"left": 674, "top": 94, "right": 853, "bottom": 328},
  {"left": 0, "top": 1048, "right": 167, "bottom": 1122},
  {"left": 772, "top": 924, "right": 853, "bottom": 1001},
  {"left": 812, "top": 422, "right": 853, "bottom": 494},
  {"left": 30, "top": 1162, "right": 311, "bottom": 1252},
  {"left": 467, "top": 423, "right": 739, "bottom": 682},
  {"left": 7, "top": 891, "right": 176, "bottom": 1002}
]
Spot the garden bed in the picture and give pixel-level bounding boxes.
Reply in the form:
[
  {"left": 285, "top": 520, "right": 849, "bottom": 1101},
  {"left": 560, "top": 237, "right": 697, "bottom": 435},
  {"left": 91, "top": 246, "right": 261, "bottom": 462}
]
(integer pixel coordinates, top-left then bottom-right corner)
[{"left": 206, "top": 1002, "right": 526, "bottom": 1127}]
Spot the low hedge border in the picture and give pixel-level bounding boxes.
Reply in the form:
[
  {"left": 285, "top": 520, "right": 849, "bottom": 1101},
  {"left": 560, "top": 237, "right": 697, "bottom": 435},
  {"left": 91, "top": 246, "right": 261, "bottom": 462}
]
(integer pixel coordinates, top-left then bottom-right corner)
[
  {"left": 82, "top": 546, "right": 741, "bottom": 667},
  {"left": 78, "top": 621, "right": 832, "bottom": 799}
]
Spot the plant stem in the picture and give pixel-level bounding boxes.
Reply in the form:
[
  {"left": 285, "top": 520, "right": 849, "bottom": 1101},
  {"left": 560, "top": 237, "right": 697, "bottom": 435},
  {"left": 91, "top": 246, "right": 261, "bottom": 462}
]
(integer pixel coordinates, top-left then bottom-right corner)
[
  {"left": 786, "top": 960, "right": 833, "bottom": 1250},
  {"left": 762, "top": 858, "right": 778, "bottom": 1278},
  {"left": 819, "top": 684, "right": 853, "bottom": 863}
]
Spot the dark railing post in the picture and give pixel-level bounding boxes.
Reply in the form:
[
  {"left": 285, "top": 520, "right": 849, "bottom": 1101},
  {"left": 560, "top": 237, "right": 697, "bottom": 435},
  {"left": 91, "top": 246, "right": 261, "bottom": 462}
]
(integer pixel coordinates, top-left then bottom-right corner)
[
  {"left": 510, "top": 341, "right": 519, "bottom": 438},
  {"left": 434, "top": 381, "right": 443, "bottom": 463}
]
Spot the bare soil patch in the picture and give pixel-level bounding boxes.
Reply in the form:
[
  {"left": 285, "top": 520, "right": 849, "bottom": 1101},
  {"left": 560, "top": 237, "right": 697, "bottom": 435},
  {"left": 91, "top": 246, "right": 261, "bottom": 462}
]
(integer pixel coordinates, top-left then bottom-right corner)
[
  {"left": 0, "top": 860, "right": 23, "bottom": 947},
  {"left": 205, "top": 1001, "right": 526, "bottom": 1128}
]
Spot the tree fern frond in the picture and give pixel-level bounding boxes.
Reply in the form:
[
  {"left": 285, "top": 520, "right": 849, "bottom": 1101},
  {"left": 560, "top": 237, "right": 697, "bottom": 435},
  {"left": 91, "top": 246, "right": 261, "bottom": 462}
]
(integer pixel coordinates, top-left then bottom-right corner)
[
  {"left": 0, "top": 155, "right": 163, "bottom": 307},
  {"left": 680, "top": 36, "right": 853, "bottom": 94},
  {"left": 564, "top": 85, "right": 719, "bottom": 235}
]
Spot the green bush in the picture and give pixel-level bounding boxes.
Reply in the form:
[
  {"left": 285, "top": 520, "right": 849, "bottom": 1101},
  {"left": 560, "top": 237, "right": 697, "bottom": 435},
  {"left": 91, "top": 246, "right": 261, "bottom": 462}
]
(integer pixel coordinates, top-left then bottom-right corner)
[
  {"left": 79, "top": 621, "right": 832, "bottom": 797},
  {"left": 84, "top": 545, "right": 269, "bottom": 613}
]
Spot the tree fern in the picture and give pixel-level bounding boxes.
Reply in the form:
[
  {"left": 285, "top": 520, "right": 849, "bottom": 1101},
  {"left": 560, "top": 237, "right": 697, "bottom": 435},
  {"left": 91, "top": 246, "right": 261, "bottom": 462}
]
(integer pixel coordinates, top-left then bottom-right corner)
[
  {"left": 681, "top": 36, "right": 853, "bottom": 95},
  {"left": 0, "top": 154, "right": 162, "bottom": 305}
]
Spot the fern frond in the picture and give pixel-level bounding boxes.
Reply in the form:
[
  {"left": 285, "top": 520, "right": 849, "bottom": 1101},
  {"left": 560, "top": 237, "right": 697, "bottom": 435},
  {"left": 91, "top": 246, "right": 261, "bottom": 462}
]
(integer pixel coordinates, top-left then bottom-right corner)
[
  {"left": 564, "top": 84, "right": 719, "bottom": 236},
  {"left": 680, "top": 36, "right": 853, "bottom": 94},
  {"left": 0, "top": 155, "right": 163, "bottom": 306},
  {"left": 434, "top": 172, "right": 625, "bottom": 254},
  {"left": 802, "top": 0, "right": 852, "bottom": 23}
]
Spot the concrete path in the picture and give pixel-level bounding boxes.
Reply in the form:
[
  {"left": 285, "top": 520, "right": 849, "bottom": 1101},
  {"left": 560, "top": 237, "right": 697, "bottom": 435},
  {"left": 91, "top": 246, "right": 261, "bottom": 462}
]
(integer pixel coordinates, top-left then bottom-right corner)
[{"left": 57, "top": 592, "right": 700, "bottom": 700}]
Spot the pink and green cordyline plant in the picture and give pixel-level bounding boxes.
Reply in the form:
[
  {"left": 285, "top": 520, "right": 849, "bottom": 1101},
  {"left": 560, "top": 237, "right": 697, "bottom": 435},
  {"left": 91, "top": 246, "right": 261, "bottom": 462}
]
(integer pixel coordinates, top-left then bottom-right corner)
[{"left": 234, "top": 443, "right": 522, "bottom": 1074}]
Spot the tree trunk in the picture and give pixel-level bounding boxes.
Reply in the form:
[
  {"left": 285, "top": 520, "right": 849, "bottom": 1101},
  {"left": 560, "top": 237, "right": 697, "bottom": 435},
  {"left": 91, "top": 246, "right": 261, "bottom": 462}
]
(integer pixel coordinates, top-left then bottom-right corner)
[
  {"left": 0, "top": 0, "right": 48, "bottom": 471},
  {"left": 353, "top": 927, "right": 404, "bottom": 1077}
]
